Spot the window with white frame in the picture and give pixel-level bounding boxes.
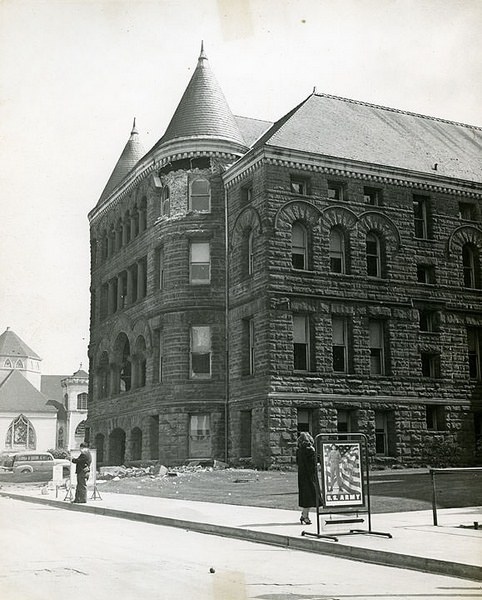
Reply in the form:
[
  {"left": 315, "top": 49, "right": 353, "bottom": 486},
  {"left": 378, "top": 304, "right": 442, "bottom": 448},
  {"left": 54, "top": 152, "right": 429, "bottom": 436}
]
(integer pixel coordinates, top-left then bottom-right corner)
[
  {"left": 190, "top": 326, "right": 211, "bottom": 378},
  {"left": 189, "top": 414, "right": 211, "bottom": 458},
  {"left": 161, "top": 186, "right": 170, "bottom": 217},
  {"left": 468, "top": 327, "right": 482, "bottom": 380},
  {"left": 366, "top": 232, "right": 382, "bottom": 277},
  {"left": 332, "top": 316, "right": 348, "bottom": 373},
  {"left": 413, "top": 195, "right": 431, "bottom": 239},
  {"left": 190, "top": 241, "right": 210, "bottom": 284},
  {"left": 293, "top": 314, "right": 309, "bottom": 371},
  {"left": 463, "top": 243, "right": 480, "bottom": 289},
  {"left": 190, "top": 178, "right": 210, "bottom": 212},
  {"left": 421, "top": 352, "right": 440, "bottom": 378},
  {"left": 247, "top": 230, "right": 254, "bottom": 276},
  {"left": 369, "top": 319, "right": 385, "bottom": 375},
  {"left": 292, "top": 222, "right": 308, "bottom": 269},
  {"left": 77, "top": 393, "right": 88, "bottom": 410},
  {"left": 330, "top": 228, "right": 346, "bottom": 274},
  {"left": 328, "top": 182, "right": 345, "bottom": 201}
]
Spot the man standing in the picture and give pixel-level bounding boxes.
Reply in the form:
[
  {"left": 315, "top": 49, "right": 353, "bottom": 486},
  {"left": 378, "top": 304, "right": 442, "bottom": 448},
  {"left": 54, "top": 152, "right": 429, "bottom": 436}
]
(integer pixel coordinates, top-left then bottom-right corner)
[{"left": 72, "top": 443, "right": 92, "bottom": 503}]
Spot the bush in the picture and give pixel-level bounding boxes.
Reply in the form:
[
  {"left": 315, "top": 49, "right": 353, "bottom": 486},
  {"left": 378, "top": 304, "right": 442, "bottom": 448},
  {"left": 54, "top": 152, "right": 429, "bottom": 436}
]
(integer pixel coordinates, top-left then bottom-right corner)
[{"left": 421, "top": 437, "right": 461, "bottom": 468}]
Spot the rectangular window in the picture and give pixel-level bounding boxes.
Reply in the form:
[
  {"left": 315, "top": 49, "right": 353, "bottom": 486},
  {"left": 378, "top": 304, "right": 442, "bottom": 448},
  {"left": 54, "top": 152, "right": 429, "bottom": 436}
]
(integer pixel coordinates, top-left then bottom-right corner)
[
  {"left": 369, "top": 319, "right": 385, "bottom": 375},
  {"left": 290, "top": 176, "right": 309, "bottom": 195},
  {"left": 248, "top": 318, "right": 255, "bottom": 375},
  {"left": 189, "top": 414, "right": 211, "bottom": 458},
  {"left": 417, "top": 264, "right": 436, "bottom": 284},
  {"left": 118, "top": 271, "right": 128, "bottom": 309},
  {"left": 419, "top": 310, "right": 436, "bottom": 332},
  {"left": 459, "top": 202, "right": 477, "bottom": 221},
  {"left": 332, "top": 316, "right": 348, "bottom": 373},
  {"left": 190, "top": 326, "right": 211, "bottom": 378},
  {"left": 241, "top": 185, "right": 253, "bottom": 203},
  {"left": 421, "top": 352, "right": 441, "bottom": 378},
  {"left": 297, "top": 408, "right": 313, "bottom": 434},
  {"left": 159, "top": 331, "right": 164, "bottom": 383},
  {"left": 190, "top": 242, "right": 210, "bottom": 285},
  {"left": 293, "top": 314, "right": 309, "bottom": 371},
  {"left": 426, "top": 405, "right": 446, "bottom": 431},
  {"left": 77, "top": 393, "right": 88, "bottom": 410},
  {"left": 242, "top": 317, "right": 255, "bottom": 375},
  {"left": 413, "top": 195, "right": 431, "bottom": 239},
  {"left": 190, "top": 178, "right": 210, "bottom": 213},
  {"left": 467, "top": 327, "right": 482, "bottom": 380},
  {"left": 337, "top": 409, "right": 354, "bottom": 435},
  {"left": 328, "top": 182, "right": 345, "bottom": 201},
  {"left": 240, "top": 410, "right": 252, "bottom": 457},
  {"left": 364, "top": 186, "right": 382, "bottom": 206},
  {"left": 375, "top": 411, "right": 389, "bottom": 455}
]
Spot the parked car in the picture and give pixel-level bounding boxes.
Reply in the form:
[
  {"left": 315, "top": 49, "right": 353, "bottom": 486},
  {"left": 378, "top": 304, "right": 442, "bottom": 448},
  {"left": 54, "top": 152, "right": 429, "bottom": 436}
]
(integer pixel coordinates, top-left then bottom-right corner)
[{"left": 2, "top": 451, "right": 70, "bottom": 475}]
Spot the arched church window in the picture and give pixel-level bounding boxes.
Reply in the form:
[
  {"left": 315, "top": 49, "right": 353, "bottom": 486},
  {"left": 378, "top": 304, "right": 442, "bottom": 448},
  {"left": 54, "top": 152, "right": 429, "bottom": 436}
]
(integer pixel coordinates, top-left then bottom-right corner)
[
  {"left": 15, "top": 359, "right": 24, "bottom": 368},
  {"left": 4, "top": 359, "right": 12, "bottom": 368},
  {"left": 6, "top": 415, "right": 36, "bottom": 449}
]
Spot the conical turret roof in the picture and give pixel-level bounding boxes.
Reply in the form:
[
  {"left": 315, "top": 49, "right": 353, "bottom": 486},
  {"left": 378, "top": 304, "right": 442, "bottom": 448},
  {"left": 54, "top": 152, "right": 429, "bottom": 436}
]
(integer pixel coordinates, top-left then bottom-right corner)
[
  {"left": 157, "top": 43, "right": 245, "bottom": 148},
  {"left": 0, "top": 328, "right": 40, "bottom": 361},
  {"left": 97, "top": 119, "right": 145, "bottom": 206}
]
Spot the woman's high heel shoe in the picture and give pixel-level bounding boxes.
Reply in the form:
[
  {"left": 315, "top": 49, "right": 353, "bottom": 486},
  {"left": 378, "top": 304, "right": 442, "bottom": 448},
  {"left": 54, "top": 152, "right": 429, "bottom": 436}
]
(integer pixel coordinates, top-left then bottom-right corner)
[{"left": 300, "top": 516, "right": 312, "bottom": 525}]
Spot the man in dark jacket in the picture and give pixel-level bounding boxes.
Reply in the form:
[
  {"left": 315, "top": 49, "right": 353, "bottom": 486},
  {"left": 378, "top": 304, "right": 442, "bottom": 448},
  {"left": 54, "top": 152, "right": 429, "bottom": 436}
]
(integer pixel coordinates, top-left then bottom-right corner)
[{"left": 72, "top": 443, "right": 92, "bottom": 503}]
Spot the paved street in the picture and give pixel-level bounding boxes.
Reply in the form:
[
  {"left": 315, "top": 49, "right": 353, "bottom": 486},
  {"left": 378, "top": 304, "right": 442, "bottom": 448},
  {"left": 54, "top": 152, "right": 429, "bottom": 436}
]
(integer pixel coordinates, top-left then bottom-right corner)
[{"left": 1, "top": 497, "right": 481, "bottom": 600}]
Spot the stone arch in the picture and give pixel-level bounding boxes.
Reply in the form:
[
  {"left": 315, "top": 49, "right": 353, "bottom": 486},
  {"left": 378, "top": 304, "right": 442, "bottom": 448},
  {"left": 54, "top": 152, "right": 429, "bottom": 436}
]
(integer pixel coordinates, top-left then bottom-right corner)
[
  {"left": 94, "top": 433, "right": 105, "bottom": 464},
  {"left": 447, "top": 225, "right": 482, "bottom": 257},
  {"left": 109, "top": 428, "right": 126, "bottom": 465},
  {"left": 320, "top": 205, "right": 358, "bottom": 230},
  {"left": 75, "top": 420, "right": 86, "bottom": 444},
  {"left": 130, "top": 427, "right": 143, "bottom": 461},
  {"left": 357, "top": 211, "right": 401, "bottom": 254},
  {"left": 230, "top": 206, "right": 263, "bottom": 251},
  {"left": 274, "top": 199, "right": 322, "bottom": 231},
  {"left": 133, "top": 335, "right": 147, "bottom": 388}
]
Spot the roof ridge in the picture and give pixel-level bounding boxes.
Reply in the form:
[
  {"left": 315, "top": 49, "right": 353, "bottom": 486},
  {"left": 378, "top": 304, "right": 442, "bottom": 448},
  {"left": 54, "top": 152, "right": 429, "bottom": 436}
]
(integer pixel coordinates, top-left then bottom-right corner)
[
  {"left": 234, "top": 114, "right": 273, "bottom": 124},
  {"left": 315, "top": 92, "right": 482, "bottom": 131}
]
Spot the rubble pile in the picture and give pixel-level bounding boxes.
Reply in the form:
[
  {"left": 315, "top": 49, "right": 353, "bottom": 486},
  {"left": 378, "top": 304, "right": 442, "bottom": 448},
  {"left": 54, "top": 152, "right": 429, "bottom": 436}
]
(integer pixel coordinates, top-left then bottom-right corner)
[{"left": 97, "top": 459, "right": 229, "bottom": 481}]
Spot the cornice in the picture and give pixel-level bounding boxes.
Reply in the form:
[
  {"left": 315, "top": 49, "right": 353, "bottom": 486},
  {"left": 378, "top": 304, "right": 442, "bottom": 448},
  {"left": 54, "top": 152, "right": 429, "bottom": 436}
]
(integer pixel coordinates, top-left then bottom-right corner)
[{"left": 223, "top": 147, "right": 482, "bottom": 198}]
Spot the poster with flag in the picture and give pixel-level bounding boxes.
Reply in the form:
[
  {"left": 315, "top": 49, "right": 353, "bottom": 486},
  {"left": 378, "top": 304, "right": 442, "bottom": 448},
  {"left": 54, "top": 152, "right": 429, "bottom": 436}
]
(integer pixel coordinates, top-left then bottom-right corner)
[{"left": 321, "top": 442, "right": 364, "bottom": 507}]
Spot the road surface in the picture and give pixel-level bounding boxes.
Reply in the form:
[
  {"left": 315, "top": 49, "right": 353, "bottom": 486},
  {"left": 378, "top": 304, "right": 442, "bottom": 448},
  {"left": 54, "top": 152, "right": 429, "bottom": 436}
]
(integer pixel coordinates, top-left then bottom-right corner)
[{"left": 0, "top": 497, "right": 480, "bottom": 600}]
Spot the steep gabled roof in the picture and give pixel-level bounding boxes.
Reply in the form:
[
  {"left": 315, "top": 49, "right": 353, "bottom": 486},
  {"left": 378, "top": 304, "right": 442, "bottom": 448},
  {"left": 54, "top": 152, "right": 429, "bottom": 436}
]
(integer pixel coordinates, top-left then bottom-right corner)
[
  {"left": 254, "top": 93, "right": 482, "bottom": 183},
  {"left": 153, "top": 44, "right": 245, "bottom": 150},
  {"left": 97, "top": 119, "right": 145, "bottom": 207},
  {"left": 0, "top": 328, "right": 40, "bottom": 361},
  {"left": 0, "top": 370, "right": 55, "bottom": 413},
  {"left": 235, "top": 115, "right": 273, "bottom": 147}
]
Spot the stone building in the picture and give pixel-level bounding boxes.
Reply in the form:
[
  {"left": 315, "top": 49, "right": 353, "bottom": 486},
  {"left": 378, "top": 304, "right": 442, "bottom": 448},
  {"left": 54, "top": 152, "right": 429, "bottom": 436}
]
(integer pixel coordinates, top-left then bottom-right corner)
[
  {"left": 0, "top": 328, "right": 88, "bottom": 452},
  {"left": 87, "top": 45, "right": 482, "bottom": 468}
]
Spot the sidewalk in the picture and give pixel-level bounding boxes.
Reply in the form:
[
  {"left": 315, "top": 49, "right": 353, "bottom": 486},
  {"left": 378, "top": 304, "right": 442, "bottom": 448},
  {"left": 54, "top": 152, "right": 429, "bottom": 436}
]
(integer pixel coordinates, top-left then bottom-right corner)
[{"left": 1, "top": 485, "right": 481, "bottom": 582}]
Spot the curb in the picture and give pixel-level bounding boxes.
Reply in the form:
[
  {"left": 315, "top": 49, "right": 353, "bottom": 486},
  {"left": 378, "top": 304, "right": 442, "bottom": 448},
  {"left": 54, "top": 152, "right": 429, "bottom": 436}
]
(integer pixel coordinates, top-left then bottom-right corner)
[{"left": 2, "top": 491, "right": 480, "bottom": 582}]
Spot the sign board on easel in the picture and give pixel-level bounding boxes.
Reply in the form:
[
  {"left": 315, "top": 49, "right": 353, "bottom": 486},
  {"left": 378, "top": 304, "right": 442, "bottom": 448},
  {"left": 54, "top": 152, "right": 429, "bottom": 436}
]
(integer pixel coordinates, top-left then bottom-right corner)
[{"left": 321, "top": 442, "right": 364, "bottom": 508}]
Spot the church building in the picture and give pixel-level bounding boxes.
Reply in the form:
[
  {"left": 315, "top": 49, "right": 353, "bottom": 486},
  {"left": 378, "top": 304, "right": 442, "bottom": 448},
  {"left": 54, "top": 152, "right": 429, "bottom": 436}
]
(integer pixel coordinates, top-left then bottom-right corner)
[
  {"left": 0, "top": 328, "right": 88, "bottom": 453},
  {"left": 87, "top": 45, "right": 482, "bottom": 468}
]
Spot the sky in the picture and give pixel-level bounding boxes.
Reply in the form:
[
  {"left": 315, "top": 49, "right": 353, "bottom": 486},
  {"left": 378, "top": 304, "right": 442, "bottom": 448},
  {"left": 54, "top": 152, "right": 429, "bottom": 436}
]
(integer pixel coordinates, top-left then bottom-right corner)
[{"left": 0, "top": 0, "right": 481, "bottom": 375}]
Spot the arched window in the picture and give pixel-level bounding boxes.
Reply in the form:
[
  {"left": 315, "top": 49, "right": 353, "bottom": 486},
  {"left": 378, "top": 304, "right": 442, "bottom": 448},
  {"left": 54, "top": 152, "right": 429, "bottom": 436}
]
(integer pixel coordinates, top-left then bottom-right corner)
[
  {"left": 6, "top": 415, "right": 36, "bottom": 449},
  {"left": 329, "top": 228, "right": 346, "bottom": 274},
  {"left": 134, "top": 336, "right": 147, "bottom": 389},
  {"left": 115, "top": 334, "right": 131, "bottom": 393},
  {"left": 190, "top": 178, "right": 210, "bottom": 213},
  {"left": 116, "top": 218, "right": 123, "bottom": 251},
  {"left": 131, "top": 207, "right": 139, "bottom": 239},
  {"left": 15, "top": 359, "right": 24, "bottom": 368},
  {"left": 366, "top": 232, "right": 382, "bottom": 277},
  {"left": 463, "top": 243, "right": 481, "bottom": 288},
  {"left": 102, "top": 230, "right": 108, "bottom": 261},
  {"left": 123, "top": 210, "right": 131, "bottom": 245},
  {"left": 291, "top": 222, "right": 308, "bottom": 269},
  {"left": 57, "top": 426, "right": 64, "bottom": 449},
  {"left": 77, "top": 393, "right": 88, "bottom": 410},
  {"left": 97, "top": 351, "right": 110, "bottom": 399},
  {"left": 161, "top": 186, "right": 170, "bottom": 217},
  {"left": 131, "top": 427, "right": 142, "bottom": 461},
  {"left": 4, "top": 359, "right": 12, "bottom": 368},
  {"left": 139, "top": 197, "right": 147, "bottom": 232},
  {"left": 75, "top": 420, "right": 86, "bottom": 444},
  {"left": 247, "top": 229, "right": 254, "bottom": 276},
  {"left": 95, "top": 433, "right": 105, "bottom": 464}
]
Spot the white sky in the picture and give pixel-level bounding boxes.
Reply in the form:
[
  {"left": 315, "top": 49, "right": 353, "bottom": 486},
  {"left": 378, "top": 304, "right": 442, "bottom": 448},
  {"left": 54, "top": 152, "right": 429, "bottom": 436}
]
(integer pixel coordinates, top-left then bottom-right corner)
[{"left": 0, "top": 0, "right": 481, "bottom": 374}]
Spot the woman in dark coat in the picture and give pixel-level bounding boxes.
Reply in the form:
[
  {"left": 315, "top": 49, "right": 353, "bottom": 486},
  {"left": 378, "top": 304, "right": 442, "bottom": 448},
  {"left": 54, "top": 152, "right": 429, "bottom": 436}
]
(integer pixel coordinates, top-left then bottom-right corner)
[{"left": 296, "top": 432, "right": 320, "bottom": 524}]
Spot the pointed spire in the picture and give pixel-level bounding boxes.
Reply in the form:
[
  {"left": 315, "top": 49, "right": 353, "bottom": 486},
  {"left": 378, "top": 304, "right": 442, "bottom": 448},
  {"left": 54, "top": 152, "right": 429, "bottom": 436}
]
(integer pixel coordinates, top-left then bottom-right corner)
[
  {"left": 159, "top": 46, "right": 245, "bottom": 148},
  {"left": 97, "top": 119, "right": 145, "bottom": 206}
]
